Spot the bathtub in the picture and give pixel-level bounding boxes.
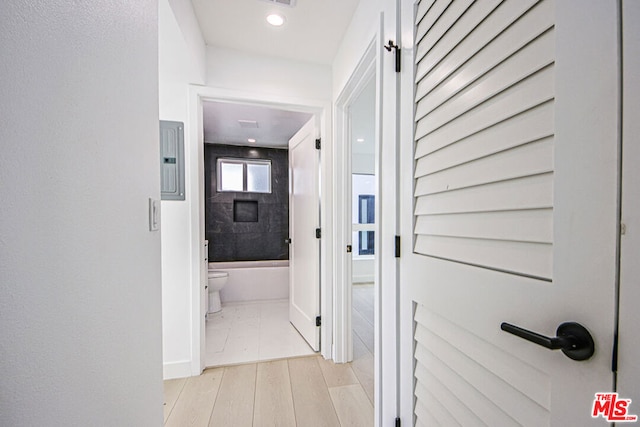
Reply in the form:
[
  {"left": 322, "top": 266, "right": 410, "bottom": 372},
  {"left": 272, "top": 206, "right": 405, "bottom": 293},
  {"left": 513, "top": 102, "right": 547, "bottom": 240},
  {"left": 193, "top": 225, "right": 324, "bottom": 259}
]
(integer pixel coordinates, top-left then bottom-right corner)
[{"left": 208, "top": 260, "right": 289, "bottom": 303}]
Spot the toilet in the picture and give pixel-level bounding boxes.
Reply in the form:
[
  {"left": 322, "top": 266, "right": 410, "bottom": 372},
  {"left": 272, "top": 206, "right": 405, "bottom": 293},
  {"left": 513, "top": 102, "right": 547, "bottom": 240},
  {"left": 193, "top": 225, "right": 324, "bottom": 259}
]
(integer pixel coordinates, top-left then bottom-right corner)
[{"left": 207, "top": 270, "right": 228, "bottom": 313}]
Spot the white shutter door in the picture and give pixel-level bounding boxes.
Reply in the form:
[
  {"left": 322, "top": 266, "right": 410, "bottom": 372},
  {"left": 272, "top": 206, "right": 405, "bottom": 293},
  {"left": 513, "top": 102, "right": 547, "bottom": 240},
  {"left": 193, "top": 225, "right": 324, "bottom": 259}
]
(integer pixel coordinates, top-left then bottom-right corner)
[
  {"left": 402, "top": 1, "right": 620, "bottom": 426},
  {"left": 413, "top": 0, "right": 555, "bottom": 280}
]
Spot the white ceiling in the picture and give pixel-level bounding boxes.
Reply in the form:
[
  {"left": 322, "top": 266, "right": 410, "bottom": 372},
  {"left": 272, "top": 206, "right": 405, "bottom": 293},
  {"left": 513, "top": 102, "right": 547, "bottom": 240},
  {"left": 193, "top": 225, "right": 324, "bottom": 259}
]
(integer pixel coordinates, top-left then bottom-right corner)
[
  {"left": 191, "top": 0, "right": 361, "bottom": 65},
  {"left": 203, "top": 101, "right": 313, "bottom": 148}
]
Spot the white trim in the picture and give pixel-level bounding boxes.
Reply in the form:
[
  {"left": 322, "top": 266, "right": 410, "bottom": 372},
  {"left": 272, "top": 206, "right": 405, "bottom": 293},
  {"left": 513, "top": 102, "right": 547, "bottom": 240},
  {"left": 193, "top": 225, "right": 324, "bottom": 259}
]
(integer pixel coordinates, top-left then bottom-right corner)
[
  {"left": 187, "top": 85, "right": 333, "bottom": 374},
  {"left": 163, "top": 360, "right": 192, "bottom": 380},
  {"left": 377, "top": 6, "right": 401, "bottom": 425},
  {"left": 187, "top": 92, "right": 205, "bottom": 376}
]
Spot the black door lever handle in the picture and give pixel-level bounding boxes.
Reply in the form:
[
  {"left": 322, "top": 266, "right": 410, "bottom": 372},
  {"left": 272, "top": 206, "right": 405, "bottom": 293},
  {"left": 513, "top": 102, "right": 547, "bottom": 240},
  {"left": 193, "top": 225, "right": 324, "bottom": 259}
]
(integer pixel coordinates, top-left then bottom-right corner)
[{"left": 501, "top": 321, "right": 595, "bottom": 361}]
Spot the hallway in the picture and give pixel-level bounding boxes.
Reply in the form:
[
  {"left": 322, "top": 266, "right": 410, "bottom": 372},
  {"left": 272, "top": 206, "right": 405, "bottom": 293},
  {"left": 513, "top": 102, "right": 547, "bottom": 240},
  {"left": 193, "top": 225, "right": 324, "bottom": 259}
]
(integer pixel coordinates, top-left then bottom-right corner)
[
  {"left": 163, "top": 356, "right": 373, "bottom": 427},
  {"left": 167, "top": 284, "right": 377, "bottom": 426}
]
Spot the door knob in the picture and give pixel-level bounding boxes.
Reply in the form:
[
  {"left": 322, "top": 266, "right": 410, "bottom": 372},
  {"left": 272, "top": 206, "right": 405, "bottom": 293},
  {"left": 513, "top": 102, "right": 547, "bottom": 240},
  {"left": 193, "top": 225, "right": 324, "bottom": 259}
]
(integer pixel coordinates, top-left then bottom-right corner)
[{"left": 500, "top": 321, "right": 595, "bottom": 361}]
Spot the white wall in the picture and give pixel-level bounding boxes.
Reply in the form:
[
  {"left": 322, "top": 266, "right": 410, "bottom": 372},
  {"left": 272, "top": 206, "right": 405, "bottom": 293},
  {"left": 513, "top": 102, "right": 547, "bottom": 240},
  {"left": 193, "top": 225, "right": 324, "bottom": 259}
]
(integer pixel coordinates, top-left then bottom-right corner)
[
  {"left": 207, "top": 46, "right": 332, "bottom": 101},
  {"left": 332, "top": 0, "right": 385, "bottom": 100},
  {"left": 353, "top": 154, "right": 376, "bottom": 174},
  {"left": 351, "top": 72, "right": 377, "bottom": 176},
  {"left": 167, "top": 0, "right": 207, "bottom": 84},
  {"left": 0, "top": 1, "right": 162, "bottom": 425},
  {"left": 159, "top": 0, "right": 207, "bottom": 379},
  {"left": 353, "top": 258, "right": 375, "bottom": 283}
]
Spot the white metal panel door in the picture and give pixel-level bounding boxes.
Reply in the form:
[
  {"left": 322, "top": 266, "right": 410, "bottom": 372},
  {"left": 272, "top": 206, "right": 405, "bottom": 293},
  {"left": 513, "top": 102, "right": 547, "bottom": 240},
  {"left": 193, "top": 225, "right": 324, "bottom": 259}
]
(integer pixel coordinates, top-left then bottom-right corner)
[
  {"left": 399, "top": 1, "right": 620, "bottom": 425},
  {"left": 289, "top": 118, "right": 320, "bottom": 351}
]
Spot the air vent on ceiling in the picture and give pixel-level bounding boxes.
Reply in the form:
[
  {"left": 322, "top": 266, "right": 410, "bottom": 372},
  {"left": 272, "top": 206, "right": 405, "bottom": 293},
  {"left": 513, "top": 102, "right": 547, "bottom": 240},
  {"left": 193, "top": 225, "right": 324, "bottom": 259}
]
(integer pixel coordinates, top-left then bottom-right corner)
[
  {"left": 238, "top": 120, "right": 259, "bottom": 129},
  {"left": 260, "top": 0, "right": 296, "bottom": 7}
]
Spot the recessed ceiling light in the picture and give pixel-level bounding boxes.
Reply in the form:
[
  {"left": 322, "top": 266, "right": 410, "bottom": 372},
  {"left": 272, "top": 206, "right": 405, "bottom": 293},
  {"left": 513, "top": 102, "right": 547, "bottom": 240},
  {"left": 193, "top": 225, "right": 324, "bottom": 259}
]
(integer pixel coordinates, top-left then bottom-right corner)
[
  {"left": 248, "top": 138, "right": 256, "bottom": 143},
  {"left": 266, "top": 13, "right": 285, "bottom": 27},
  {"left": 356, "top": 138, "right": 365, "bottom": 143}
]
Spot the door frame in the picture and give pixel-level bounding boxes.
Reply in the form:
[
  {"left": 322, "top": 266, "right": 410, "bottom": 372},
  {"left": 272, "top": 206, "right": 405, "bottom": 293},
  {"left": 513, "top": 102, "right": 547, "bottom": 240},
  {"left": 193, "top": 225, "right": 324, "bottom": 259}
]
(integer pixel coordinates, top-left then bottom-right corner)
[
  {"left": 334, "top": 37, "right": 378, "bottom": 364},
  {"left": 334, "top": 15, "right": 399, "bottom": 425},
  {"left": 187, "top": 85, "right": 333, "bottom": 374}
]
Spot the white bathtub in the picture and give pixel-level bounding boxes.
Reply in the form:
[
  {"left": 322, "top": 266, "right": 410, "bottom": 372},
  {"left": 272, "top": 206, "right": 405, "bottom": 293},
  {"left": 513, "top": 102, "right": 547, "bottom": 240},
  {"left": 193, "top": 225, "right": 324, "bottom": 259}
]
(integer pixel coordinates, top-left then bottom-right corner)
[{"left": 209, "top": 260, "right": 290, "bottom": 303}]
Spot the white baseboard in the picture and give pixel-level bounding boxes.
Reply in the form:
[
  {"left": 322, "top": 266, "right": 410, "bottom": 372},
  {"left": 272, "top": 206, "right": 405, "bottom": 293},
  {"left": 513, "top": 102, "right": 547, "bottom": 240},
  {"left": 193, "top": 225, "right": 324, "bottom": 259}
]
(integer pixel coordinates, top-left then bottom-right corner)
[{"left": 163, "top": 360, "right": 192, "bottom": 380}]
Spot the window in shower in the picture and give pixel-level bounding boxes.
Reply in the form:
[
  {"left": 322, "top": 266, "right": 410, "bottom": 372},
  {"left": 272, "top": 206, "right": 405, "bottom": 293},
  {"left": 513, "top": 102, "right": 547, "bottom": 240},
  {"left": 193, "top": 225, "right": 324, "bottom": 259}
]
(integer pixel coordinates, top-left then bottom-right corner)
[{"left": 217, "top": 158, "right": 272, "bottom": 193}]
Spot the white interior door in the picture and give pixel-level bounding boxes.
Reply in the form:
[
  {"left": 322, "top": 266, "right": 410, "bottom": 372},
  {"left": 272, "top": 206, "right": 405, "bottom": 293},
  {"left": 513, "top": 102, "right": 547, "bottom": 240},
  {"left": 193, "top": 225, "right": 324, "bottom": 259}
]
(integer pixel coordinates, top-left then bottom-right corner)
[
  {"left": 289, "top": 118, "right": 320, "bottom": 351},
  {"left": 399, "top": 1, "right": 620, "bottom": 425},
  {"left": 618, "top": 0, "right": 640, "bottom": 405}
]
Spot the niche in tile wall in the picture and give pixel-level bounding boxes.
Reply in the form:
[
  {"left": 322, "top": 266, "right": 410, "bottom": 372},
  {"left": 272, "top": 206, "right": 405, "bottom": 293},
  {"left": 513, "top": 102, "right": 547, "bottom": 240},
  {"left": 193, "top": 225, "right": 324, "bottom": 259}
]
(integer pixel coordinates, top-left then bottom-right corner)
[{"left": 234, "top": 200, "right": 259, "bottom": 222}]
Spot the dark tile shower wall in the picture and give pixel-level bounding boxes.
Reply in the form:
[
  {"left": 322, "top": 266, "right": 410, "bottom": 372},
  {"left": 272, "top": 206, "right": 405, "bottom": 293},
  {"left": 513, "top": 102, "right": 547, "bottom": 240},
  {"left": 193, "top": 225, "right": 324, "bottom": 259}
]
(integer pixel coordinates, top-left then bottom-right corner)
[{"left": 204, "top": 144, "right": 289, "bottom": 262}]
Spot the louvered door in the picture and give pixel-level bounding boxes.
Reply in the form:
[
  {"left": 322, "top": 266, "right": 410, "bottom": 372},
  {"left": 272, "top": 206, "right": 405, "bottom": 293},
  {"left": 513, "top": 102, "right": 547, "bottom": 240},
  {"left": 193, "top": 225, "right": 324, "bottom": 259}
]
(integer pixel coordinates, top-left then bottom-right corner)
[{"left": 399, "top": 0, "right": 620, "bottom": 425}]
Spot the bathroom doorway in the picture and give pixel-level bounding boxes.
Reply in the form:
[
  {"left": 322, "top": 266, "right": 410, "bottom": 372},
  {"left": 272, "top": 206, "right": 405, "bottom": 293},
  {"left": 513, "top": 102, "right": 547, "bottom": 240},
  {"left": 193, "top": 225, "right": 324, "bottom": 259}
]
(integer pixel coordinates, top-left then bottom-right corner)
[{"left": 200, "top": 100, "right": 319, "bottom": 367}]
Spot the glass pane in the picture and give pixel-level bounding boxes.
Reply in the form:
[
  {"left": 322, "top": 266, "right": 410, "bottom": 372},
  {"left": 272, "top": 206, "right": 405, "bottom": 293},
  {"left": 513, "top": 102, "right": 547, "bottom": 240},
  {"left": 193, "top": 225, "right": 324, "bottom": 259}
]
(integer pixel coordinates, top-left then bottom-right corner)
[
  {"left": 220, "top": 162, "right": 243, "bottom": 191},
  {"left": 247, "top": 163, "right": 270, "bottom": 193},
  {"left": 360, "top": 231, "right": 368, "bottom": 251},
  {"left": 358, "top": 231, "right": 375, "bottom": 255},
  {"left": 360, "top": 199, "right": 368, "bottom": 223},
  {"left": 359, "top": 195, "right": 374, "bottom": 224}
]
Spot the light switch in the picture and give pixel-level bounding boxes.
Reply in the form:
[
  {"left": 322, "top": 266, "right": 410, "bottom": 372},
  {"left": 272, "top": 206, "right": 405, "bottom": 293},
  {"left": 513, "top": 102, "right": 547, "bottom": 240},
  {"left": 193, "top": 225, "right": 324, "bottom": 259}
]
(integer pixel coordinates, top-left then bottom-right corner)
[{"left": 149, "top": 198, "right": 160, "bottom": 231}]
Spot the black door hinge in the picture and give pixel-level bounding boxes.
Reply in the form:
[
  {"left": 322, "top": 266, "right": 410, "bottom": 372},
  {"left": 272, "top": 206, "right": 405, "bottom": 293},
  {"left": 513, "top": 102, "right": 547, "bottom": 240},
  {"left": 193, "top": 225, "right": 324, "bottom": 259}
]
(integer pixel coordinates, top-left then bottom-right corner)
[
  {"left": 316, "top": 316, "right": 321, "bottom": 327},
  {"left": 395, "top": 235, "right": 401, "bottom": 258},
  {"left": 315, "top": 138, "right": 321, "bottom": 150},
  {"left": 395, "top": 417, "right": 401, "bottom": 427},
  {"left": 316, "top": 228, "right": 321, "bottom": 239},
  {"left": 384, "top": 40, "right": 401, "bottom": 73}
]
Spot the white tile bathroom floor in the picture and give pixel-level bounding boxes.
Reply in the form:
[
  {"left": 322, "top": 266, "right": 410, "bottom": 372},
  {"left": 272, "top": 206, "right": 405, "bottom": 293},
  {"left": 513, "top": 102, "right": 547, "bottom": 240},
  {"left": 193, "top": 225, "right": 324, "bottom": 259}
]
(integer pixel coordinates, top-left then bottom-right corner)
[{"left": 205, "top": 299, "right": 316, "bottom": 367}]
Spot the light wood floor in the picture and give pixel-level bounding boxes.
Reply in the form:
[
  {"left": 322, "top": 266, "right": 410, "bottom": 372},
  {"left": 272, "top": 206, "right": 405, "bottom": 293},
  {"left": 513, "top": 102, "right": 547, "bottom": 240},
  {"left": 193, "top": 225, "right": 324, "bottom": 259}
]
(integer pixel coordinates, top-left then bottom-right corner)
[
  {"left": 165, "top": 284, "right": 375, "bottom": 426},
  {"left": 163, "top": 355, "right": 373, "bottom": 427},
  {"left": 351, "top": 283, "right": 374, "bottom": 404}
]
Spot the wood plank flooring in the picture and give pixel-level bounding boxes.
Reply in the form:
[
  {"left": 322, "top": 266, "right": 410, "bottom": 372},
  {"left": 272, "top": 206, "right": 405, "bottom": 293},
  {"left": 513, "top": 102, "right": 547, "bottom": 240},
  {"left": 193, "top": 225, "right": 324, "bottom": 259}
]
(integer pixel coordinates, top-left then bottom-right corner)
[
  {"left": 165, "top": 368, "right": 224, "bottom": 427},
  {"left": 166, "top": 285, "right": 375, "bottom": 426},
  {"left": 352, "top": 283, "right": 375, "bottom": 403},
  {"left": 164, "top": 356, "right": 373, "bottom": 427}
]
